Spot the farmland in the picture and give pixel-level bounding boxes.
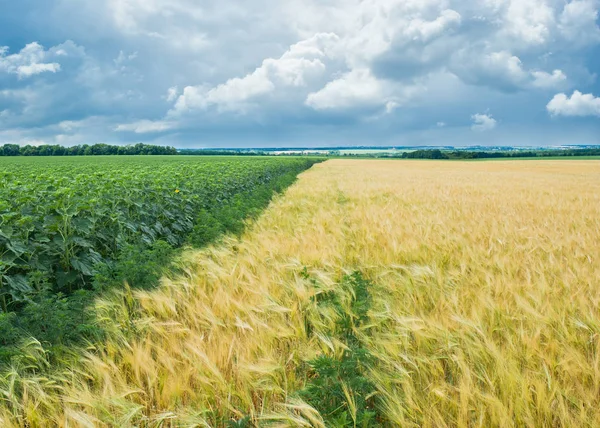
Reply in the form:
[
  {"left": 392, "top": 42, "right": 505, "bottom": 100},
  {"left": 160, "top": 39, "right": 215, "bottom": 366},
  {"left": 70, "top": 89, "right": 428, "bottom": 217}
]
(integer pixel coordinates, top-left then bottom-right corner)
[
  {"left": 2, "top": 158, "right": 600, "bottom": 426},
  {"left": 0, "top": 156, "right": 321, "bottom": 360}
]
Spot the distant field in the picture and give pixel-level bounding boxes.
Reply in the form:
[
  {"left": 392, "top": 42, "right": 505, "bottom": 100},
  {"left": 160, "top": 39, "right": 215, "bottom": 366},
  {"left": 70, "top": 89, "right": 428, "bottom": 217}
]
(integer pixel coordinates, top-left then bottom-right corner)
[
  {"left": 337, "top": 149, "right": 412, "bottom": 155},
  {"left": 2, "top": 159, "right": 600, "bottom": 426},
  {"left": 471, "top": 155, "right": 600, "bottom": 161},
  {"left": 334, "top": 154, "right": 600, "bottom": 161}
]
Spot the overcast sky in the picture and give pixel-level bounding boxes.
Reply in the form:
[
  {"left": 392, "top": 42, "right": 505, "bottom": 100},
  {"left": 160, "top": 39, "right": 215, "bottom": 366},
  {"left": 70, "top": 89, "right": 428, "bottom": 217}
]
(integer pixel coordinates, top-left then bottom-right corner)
[{"left": 1, "top": 0, "right": 600, "bottom": 148}]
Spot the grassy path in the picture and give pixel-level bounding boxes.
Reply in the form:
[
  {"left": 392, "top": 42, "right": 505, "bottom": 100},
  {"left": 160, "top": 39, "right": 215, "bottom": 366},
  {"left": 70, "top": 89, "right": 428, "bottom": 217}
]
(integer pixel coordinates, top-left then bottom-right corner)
[{"left": 3, "top": 159, "right": 600, "bottom": 427}]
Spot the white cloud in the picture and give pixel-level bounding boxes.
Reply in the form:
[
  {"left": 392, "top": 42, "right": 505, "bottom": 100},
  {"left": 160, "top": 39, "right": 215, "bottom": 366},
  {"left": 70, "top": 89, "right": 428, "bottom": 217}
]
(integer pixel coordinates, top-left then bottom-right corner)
[
  {"left": 16, "top": 63, "right": 61, "bottom": 78},
  {"left": 559, "top": 0, "right": 600, "bottom": 47},
  {"left": 453, "top": 50, "right": 568, "bottom": 91},
  {"left": 58, "top": 120, "right": 82, "bottom": 132},
  {"left": 3, "top": 0, "right": 600, "bottom": 147},
  {"left": 326, "top": 3, "right": 463, "bottom": 70},
  {"left": 115, "top": 119, "right": 176, "bottom": 133},
  {"left": 531, "top": 69, "right": 567, "bottom": 89},
  {"left": 58, "top": 117, "right": 106, "bottom": 133},
  {"left": 484, "top": 51, "right": 529, "bottom": 85},
  {"left": 471, "top": 113, "right": 497, "bottom": 131},
  {"left": 403, "top": 9, "right": 462, "bottom": 43},
  {"left": 49, "top": 40, "right": 87, "bottom": 58},
  {"left": 172, "top": 68, "right": 274, "bottom": 113},
  {"left": 108, "top": 0, "right": 168, "bottom": 34},
  {"left": 0, "top": 42, "right": 61, "bottom": 79},
  {"left": 547, "top": 91, "right": 600, "bottom": 117},
  {"left": 306, "top": 68, "right": 392, "bottom": 111},
  {"left": 307, "top": 67, "right": 425, "bottom": 112},
  {"left": 263, "top": 33, "right": 338, "bottom": 85},
  {"left": 63, "top": 1, "right": 592, "bottom": 121},
  {"left": 171, "top": 33, "right": 337, "bottom": 114},
  {"left": 114, "top": 50, "right": 138, "bottom": 66},
  {"left": 166, "top": 86, "right": 179, "bottom": 102},
  {"left": 503, "top": 0, "right": 555, "bottom": 45},
  {"left": 162, "top": 3, "right": 466, "bottom": 116},
  {"left": 104, "top": 0, "right": 254, "bottom": 53}
]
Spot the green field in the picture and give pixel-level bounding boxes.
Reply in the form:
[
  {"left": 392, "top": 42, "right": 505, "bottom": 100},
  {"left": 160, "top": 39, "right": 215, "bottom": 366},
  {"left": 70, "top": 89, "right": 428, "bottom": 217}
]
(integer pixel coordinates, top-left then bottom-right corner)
[{"left": 0, "top": 156, "right": 320, "bottom": 360}]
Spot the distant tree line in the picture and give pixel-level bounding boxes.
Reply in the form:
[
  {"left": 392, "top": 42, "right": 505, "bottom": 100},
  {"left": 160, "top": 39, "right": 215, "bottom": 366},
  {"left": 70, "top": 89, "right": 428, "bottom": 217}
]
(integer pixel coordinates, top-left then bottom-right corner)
[
  {"left": 400, "top": 148, "right": 600, "bottom": 160},
  {"left": 0, "top": 143, "right": 178, "bottom": 156},
  {"left": 178, "top": 149, "right": 266, "bottom": 156},
  {"left": 402, "top": 149, "right": 449, "bottom": 159},
  {"left": 3, "top": 144, "right": 599, "bottom": 158}
]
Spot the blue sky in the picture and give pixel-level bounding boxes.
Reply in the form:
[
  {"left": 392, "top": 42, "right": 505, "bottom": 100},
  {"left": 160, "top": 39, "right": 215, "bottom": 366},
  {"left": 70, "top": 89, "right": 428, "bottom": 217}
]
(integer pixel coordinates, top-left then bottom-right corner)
[{"left": 1, "top": 0, "right": 599, "bottom": 148}]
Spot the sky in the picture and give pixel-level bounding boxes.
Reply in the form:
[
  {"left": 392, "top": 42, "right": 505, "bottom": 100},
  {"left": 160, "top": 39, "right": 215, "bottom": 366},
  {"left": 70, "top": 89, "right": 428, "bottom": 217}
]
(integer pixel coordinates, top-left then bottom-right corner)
[{"left": 1, "top": 0, "right": 600, "bottom": 148}]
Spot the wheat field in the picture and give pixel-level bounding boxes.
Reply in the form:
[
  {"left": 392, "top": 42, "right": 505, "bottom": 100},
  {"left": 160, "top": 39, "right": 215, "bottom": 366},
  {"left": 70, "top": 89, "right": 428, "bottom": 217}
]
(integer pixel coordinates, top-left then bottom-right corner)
[{"left": 2, "top": 159, "right": 600, "bottom": 427}]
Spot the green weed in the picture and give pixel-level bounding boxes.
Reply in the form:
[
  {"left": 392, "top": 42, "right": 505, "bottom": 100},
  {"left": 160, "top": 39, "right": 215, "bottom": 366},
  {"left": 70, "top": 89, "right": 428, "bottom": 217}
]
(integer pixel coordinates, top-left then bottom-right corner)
[{"left": 300, "top": 273, "right": 383, "bottom": 427}]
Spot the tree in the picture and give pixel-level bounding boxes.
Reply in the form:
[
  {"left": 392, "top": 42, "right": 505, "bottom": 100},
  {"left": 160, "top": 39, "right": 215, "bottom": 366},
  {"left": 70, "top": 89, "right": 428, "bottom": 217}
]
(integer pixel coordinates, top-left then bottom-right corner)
[{"left": 1, "top": 144, "right": 20, "bottom": 156}]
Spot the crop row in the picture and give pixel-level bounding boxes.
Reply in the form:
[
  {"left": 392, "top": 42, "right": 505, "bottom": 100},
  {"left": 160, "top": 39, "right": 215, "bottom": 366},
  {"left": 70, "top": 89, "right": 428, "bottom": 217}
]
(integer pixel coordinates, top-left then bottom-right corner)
[{"left": 0, "top": 156, "right": 320, "bottom": 311}]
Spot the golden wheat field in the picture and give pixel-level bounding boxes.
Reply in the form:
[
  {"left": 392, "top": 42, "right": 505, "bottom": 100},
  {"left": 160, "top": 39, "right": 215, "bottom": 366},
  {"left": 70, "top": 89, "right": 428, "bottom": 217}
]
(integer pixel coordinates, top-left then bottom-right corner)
[{"left": 2, "top": 159, "right": 600, "bottom": 427}]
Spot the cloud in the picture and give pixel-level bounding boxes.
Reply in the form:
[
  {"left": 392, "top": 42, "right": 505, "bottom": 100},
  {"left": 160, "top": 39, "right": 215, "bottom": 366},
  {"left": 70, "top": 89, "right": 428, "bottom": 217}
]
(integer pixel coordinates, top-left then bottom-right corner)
[
  {"left": 0, "top": 42, "right": 61, "bottom": 79},
  {"left": 1, "top": 0, "right": 600, "bottom": 147},
  {"left": 559, "top": 0, "right": 600, "bottom": 47},
  {"left": 403, "top": 9, "right": 462, "bottom": 43},
  {"left": 103, "top": 0, "right": 213, "bottom": 50},
  {"left": 114, "top": 50, "right": 138, "bottom": 66},
  {"left": 547, "top": 91, "right": 600, "bottom": 117},
  {"left": 503, "top": 0, "right": 555, "bottom": 45},
  {"left": 452, "top": 50, "right": 568, "bottom": 92},
  {"left": 471, "top": 113, "right": 497, "bottom": 131},
  {"left": 480, "top": 51, "right": 529, "bottom": 87},
  {"left": 16, "top": 63, "right": 61, "bottom": 79},
  {"left": 166, "top": 86, "right": 179, "bottom": 102},
  {"left": 304, "top": 67, "right": 423, "bottom": 112},
  {"left": 531, "top": 70, "right": 567, "bottom": 89},
  {"left": 115, "top": 119, "right": 176, "bottom": 133},
  {"left": 172, "top": 68, "right": 275, "bottom": 114},
  {"left": 171, "top": 33, "right": 338, "bottom": 114},
  {"left": 305, "top": 69, "right": 386, "bottom": 110},
  {"left": 165, "top": 5, "right": 465, "bottom": 116}
]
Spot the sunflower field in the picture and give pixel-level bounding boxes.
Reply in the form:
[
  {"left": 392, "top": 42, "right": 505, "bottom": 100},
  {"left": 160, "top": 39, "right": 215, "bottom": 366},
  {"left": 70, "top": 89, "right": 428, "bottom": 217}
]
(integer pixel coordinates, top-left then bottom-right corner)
[{"left": 0, "top": 155, "right": 320, "bottom": 357}]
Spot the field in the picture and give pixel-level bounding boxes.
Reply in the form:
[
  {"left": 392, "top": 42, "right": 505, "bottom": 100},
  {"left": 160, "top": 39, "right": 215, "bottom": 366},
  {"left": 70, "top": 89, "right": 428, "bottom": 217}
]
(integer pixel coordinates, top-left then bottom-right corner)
[
  {"left": 0, "top": 156, "right": 320, "bottom": 360},
  {"left": 0, "top": 156, "right": 319, "bottom": 296},
  {"left": 2, "top": 158, "right": 600, "bottom": 426}
]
